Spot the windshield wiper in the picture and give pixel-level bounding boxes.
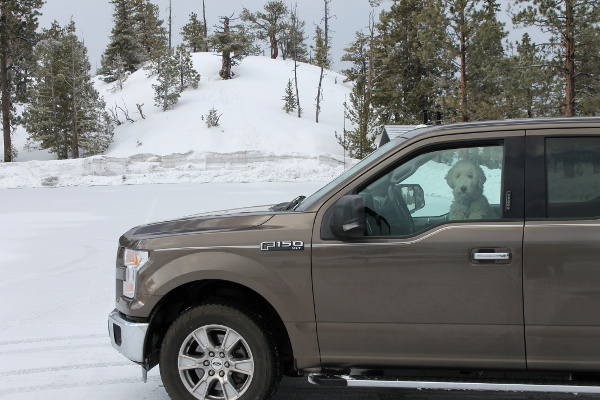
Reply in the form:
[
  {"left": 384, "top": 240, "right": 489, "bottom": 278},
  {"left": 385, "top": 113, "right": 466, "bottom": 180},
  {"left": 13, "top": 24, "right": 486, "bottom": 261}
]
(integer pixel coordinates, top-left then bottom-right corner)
[{"left": 269, "top": 195, "right": 306, "bottom": 211}]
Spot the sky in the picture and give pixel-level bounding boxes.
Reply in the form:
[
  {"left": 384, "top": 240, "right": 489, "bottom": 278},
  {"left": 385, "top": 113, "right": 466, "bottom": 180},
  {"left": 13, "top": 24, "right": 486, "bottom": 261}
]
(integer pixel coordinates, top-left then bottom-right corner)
[{"left": 37, "top": 0, "right": 530, "bottom": 75}]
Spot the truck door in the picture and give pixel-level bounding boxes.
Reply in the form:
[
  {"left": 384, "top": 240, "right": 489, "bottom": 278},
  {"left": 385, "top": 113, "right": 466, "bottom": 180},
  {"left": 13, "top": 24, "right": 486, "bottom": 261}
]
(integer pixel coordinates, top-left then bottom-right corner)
[
  {"left": 311, "top": 133, "right": 526, "bottom": 370},
  {"left": 523, "top": 130, "right": 600, "bottom": 371}
]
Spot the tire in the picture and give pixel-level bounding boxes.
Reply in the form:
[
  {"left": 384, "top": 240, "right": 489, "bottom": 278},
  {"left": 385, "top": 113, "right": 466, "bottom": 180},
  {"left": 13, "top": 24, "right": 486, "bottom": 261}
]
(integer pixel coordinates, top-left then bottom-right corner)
[{"left": 160, "top": 303, "right": 282, "bottom": 400}]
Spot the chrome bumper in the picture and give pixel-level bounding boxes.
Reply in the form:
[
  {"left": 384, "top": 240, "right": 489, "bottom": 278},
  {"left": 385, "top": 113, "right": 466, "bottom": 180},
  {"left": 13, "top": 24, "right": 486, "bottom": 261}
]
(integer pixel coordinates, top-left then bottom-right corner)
[{"left": 108, "top": 309, "right": 149, "bottom": 363}]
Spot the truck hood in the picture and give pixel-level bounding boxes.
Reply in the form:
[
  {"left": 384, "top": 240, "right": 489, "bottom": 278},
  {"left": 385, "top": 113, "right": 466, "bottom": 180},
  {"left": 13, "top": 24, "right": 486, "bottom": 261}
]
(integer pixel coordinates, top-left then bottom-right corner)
[{"left": 127, "top": 206, "right": 276, "bottom": 239}]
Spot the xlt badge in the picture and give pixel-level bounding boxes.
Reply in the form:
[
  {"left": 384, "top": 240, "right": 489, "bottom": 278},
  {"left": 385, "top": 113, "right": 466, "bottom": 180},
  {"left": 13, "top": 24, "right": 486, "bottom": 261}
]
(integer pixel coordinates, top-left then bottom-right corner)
[{"left": 260, "top": 241, "right": 305, "bottom": 251}]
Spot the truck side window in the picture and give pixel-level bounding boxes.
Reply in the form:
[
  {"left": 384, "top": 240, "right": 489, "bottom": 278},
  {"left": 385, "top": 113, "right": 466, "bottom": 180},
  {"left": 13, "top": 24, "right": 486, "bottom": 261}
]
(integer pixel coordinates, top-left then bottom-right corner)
[
  {"left": 546, "top": 137, "right": 600, "bottom": 219},
  {"left": 359, "top": 145, "right": 504, "bottom": 236}
]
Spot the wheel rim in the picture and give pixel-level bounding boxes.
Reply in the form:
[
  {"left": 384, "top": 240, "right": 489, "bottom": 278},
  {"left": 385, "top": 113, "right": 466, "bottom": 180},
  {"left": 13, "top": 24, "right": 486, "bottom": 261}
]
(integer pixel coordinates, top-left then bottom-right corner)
[{"left": 178, "top": 324, "right": 255, "bottom": 400}]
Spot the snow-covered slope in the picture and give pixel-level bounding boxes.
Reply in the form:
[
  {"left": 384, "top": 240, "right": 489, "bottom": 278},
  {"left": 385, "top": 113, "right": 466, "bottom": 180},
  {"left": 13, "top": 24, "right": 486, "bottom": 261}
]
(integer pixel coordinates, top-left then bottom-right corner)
[{"left": 3, "top": 54, "right": 355, "bottom": 188}]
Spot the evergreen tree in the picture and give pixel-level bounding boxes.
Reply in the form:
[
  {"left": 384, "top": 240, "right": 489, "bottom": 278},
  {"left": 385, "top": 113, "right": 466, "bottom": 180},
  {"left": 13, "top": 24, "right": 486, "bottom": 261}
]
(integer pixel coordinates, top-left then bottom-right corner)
[
  {"left": 283, "top": 3, "right": 307, "bottom": 118},
  {"left": 205, "top": 107, "right": 221, "bottom": 127},
  {"left": 100, "top": 0, "right": 144, "bottom": 76},
  {"left": 1, "top": 0, "right": 43, "bottom": 162},
  {"left": 181, "top": 12, "right": 208, "bottom": 52},
  {"left": 513, "top": 0, "right": 600, "bottom": 116},
  {"left": 282, "top": 79, "right": 297, "bottom": 113},
  {"left": 134, "top": 0, "right": 168, "bottom": 61},
  {"left": 174, "top": 45, "right": 200, "bottom": 89},
  {"left": 211, "top": 16, "right": 258, "bottom": 80},
  {"left": 241, "top": 1, "right": 288, "bottom": 59},
  {"left": 503, "top": 33, "right": 557, "bottom": 118},
  {"left": 338, "top": 25, "right": 377, "bottom": 159},
  {"left": 152, "top": 48, "right": 183, "bottom": 111},
  {"left": 24, "top": 21, "right": 113, "bottom": 159},
  {"left": 336, "top": 85, "right": 377, "bottom": 159},
  {"left": 440, "top": 0, "right": 507, "bottom": 122},
  {"left": 371, "top": 0, "right": 451, "bottom": 124},
  {"left": 280, "top": 3, "right": 308, "bottom": 62},
  {"left": 313, "top": 0, "right": 332, "bottom": 123}
]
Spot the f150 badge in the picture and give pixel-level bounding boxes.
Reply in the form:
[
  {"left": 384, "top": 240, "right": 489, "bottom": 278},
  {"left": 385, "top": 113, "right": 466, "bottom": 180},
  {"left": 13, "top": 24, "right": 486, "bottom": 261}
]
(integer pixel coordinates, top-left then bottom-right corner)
[{"left": 260, "top": 241, "right": 305, "bottom": 251}]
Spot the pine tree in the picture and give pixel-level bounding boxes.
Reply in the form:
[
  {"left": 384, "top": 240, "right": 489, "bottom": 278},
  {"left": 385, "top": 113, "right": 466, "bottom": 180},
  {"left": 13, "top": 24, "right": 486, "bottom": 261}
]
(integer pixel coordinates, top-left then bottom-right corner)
[
  {"left": 503, "top": 33, "right": 556, "bottom": 118},
  {"left": 241, "top": 1, "right": 288, "bottom": 59},
  {"left": 370, "top": 0, "right": 451, "bottom": 124},
  {"left": 24, "top": 21, "right": 113, "bottom": 159},
  {"left": 282, "top": 79, "right": 297, "bottom": 113},
  {"left": 181, "top": 12, "right": 208, "bottom": 52},
  {"left": 336, "top": 85, "right": 377, "bottom": 159},
  {"left": 152, "top": 48, "right": 183, "bottom": 111},
  {"left": 513, "top": 0, "right": 600, "bottom": 116},
  {"left": 1, "top": 0, "right": 43, "bottom": 162},
  {"left": 205, "top": 107, "right": 221, "bottom": 127},
  {"left": 174, "top": 45, "right": 200, "bottom": 89},
  {"left": 134, "top": 0, "right": 167, "bottom": 60},
  {"left": 287, "top": 4, "right": 306, "bottom": 117},
  {"left": 211, "top": 16, "right": 258, "bottom": 80},
  {"left": 100, "top": 0, "right": 144, "bottom": 76},
  {"left": 313, "top": 0, "right": 332, "bottom": 123}
]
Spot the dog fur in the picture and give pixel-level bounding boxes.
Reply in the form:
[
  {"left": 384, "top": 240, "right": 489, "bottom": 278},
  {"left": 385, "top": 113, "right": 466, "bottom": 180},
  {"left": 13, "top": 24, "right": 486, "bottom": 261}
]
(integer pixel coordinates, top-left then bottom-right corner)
[{"left": 445, "top": 159, "right": 495, "bottom": 220}]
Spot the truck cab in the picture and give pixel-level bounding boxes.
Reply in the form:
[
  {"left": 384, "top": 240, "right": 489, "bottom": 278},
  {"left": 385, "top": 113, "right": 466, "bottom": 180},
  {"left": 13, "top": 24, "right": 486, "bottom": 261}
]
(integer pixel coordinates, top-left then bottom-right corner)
[{"left": 109, "top": 117, "right": 600, "bottom": 399}]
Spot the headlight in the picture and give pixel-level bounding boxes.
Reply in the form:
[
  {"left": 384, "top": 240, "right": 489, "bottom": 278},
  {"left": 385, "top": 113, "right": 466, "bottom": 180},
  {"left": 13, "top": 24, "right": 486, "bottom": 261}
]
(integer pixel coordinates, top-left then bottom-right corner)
[{"left": 122, "top": 248, "right": 149, "bottom": 298}]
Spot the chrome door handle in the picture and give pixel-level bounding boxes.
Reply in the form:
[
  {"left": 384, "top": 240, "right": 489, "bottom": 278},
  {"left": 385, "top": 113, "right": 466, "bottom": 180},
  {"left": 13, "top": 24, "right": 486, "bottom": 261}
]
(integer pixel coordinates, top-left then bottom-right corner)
[{"left": 473, "top": 252, "right": 510, "bottom": 261}]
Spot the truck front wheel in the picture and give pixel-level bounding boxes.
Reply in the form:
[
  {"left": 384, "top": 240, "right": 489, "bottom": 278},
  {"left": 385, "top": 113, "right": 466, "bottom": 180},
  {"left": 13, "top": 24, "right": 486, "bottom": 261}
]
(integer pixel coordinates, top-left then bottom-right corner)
[{"left": 160, "top": 303, "right": 281, "bottom": 400}]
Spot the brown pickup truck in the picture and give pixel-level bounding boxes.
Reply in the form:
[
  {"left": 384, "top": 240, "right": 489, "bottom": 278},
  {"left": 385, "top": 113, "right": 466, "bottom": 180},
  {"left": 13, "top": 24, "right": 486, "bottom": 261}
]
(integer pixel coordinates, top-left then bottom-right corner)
[{"left": 109, "top": 117, "right": 600, "bottom": 400}]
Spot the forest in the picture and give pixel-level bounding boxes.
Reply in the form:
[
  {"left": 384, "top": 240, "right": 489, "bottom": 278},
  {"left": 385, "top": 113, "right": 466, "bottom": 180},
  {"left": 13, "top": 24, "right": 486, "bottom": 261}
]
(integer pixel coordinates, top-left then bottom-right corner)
[{"left": 1, "top": 0, "right": 599, "bottom": 162}]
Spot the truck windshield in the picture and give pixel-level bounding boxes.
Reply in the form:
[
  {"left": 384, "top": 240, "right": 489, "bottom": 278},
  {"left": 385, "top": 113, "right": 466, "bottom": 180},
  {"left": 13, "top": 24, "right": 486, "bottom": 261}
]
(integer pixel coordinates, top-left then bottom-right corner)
[{"left": 296, "top": 139, "right": 405, "bottom": 211}]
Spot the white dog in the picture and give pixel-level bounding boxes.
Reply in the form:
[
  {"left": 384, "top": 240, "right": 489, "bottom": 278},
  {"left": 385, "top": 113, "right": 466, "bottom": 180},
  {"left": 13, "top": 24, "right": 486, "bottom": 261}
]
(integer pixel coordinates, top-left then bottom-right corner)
[{"left": 445, "top": 160, "right": 495, "bottom": 220}]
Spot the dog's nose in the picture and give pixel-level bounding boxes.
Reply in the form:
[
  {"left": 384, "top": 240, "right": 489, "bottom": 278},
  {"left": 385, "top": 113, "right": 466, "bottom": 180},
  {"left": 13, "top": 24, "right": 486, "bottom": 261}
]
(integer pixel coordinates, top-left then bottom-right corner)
[{"left": 460, "top": 186, "right": 467, "bottom": 192}]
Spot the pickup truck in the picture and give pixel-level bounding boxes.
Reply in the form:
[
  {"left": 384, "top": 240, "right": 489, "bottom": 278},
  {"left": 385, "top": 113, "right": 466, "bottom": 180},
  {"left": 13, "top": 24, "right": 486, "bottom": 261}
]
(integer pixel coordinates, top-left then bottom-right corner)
[{"left": 109, "top": 117, "right": 600, "bottom": 400}]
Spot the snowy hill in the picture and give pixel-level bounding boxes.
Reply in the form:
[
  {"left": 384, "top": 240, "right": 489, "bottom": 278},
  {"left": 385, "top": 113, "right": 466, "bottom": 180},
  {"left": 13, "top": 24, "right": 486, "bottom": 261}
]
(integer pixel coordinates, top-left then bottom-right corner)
[{"left": 2, "top": 54, "right": 356, "bottom": 189}]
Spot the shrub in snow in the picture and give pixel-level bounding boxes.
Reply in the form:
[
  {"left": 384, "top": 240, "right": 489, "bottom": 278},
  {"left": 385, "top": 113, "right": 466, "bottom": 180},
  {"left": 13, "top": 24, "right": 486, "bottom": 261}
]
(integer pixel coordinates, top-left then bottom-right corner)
[{"left": 205, "top": 107, "right": 222, "bottom": 127}]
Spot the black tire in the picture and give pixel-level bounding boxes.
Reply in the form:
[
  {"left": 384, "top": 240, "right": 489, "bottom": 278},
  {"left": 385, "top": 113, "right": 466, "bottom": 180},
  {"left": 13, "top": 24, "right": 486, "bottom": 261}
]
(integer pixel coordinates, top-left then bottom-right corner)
[{"left": 160, "top": 303, "right": 282, "bottom": 400}]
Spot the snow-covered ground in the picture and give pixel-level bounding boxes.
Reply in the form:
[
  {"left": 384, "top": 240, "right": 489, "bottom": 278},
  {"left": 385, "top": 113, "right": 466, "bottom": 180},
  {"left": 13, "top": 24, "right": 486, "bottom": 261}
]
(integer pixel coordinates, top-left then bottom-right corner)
[{"left": 0, "top": 182, "right": 323, "bottom": 399}]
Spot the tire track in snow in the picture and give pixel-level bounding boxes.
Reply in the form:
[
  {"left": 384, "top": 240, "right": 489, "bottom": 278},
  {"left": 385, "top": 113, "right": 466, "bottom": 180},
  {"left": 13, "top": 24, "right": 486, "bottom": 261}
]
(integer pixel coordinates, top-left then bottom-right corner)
[
  {"left": 0, "top": 333, "right": 105, "bottom": 346},
  {"left": 0, "top": 375, "right": 161, "bottom": 396},
  {"left": 0, "top": 361, "right": 132, "bottom": 377}
]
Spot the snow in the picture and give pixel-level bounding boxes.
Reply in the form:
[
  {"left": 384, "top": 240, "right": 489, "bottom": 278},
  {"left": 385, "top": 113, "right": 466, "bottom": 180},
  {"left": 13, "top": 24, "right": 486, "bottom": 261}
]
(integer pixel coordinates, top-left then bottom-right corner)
[
  {"left": 0, "top": 182, "right": 323, "bottom": 399},
  {"left": 0, "top": 53, "right": 506, "bottom": 399},
  {"left": 3, "top": 53, "right": 354, "bottom": 188}
]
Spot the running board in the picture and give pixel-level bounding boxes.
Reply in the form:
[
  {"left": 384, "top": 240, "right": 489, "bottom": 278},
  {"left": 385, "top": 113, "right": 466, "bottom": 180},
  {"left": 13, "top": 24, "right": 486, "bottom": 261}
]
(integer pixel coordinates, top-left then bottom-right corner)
[{"left": 308, "top": 374, "right": 600, "bottom": 394}]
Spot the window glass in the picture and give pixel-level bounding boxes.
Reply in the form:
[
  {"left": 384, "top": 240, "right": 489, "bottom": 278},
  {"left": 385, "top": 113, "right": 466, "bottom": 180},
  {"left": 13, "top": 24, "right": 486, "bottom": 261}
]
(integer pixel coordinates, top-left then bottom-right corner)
[
  {"left": 546, "top": 137, "right": 600, "bottom": 219},
  {"left": 359, "top": 145, "right": 503, "bottom": 236}
]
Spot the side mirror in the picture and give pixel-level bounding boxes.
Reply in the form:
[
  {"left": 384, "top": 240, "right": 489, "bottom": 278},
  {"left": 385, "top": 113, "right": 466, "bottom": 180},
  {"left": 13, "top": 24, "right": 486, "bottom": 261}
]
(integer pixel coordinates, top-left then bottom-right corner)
[
  {"left": 330, "top": 195, "right": 366, "bottom": 238},
  {"left": 397, "top": 184, "right": 425, "bottom": 214}
]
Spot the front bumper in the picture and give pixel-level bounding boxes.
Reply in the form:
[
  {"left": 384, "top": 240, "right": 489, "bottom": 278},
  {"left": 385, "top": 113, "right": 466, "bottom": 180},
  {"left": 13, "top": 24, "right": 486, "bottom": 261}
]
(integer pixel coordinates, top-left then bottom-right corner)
[{"left": 108, "top": 309, "right": 149, "bottom": 363}]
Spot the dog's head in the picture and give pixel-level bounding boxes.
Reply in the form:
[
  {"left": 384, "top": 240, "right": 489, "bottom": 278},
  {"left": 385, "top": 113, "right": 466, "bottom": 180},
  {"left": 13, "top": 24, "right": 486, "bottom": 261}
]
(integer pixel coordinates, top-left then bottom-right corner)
[{"left": 445, "top": 160, "right": 486, "bottom": 203}]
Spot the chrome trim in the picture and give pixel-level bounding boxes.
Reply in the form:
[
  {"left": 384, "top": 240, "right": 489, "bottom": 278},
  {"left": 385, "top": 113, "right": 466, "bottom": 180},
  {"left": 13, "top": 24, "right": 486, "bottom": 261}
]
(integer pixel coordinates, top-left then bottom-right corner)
[
  {"left": 314, "top": 224, "right": 523, "bottom": 248},
  {"left": 309, "top": 375, "right": 600, "bottom": 394},
  {"left": 473, "top": 252, "right": 510, "bottom": 260},
  {"left": 344, "top": 378, "right": 600, "bottom": 394},
  {"left": 108, "top": 309, "right": 149, "bottom": 363},
  {"left": 154, "top": 245, "right": 257, "bottom": 252}
]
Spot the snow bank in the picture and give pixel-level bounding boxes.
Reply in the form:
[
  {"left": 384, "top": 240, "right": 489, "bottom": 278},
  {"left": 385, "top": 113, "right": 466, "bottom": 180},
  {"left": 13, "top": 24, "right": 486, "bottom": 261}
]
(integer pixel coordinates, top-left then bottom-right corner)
[{"left": 0, "top": 151, "right": 357, "bottom": 189}]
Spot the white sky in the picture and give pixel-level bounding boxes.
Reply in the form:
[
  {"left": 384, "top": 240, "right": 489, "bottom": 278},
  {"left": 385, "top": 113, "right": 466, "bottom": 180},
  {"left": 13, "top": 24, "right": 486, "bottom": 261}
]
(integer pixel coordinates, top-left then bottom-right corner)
[{"left": 38, "top": 0, "right": 529, "bottom": 74}]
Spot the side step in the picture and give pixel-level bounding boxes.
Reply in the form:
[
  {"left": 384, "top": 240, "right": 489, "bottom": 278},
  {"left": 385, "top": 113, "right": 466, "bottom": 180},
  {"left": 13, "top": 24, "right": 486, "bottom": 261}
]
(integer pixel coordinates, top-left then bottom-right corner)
[{"left": 308, "top": 374, "right": 600, "bottom": 394}]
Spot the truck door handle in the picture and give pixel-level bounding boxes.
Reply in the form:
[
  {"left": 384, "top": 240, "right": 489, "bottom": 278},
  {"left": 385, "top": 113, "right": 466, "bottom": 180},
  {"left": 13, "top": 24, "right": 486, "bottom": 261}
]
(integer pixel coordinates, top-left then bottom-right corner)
[
  {"left": 472, "top": 252, "right": 510, "bottom": 261},
  {"left": 470, "top": 248, "right": 512, "bottom": 264}
]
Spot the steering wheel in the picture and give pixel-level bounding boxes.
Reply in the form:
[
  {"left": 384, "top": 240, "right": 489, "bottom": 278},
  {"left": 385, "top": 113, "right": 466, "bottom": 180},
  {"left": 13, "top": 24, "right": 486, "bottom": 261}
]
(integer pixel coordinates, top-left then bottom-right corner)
[{"left": 388, "top": 185, "right": 416, "bottom": 234}]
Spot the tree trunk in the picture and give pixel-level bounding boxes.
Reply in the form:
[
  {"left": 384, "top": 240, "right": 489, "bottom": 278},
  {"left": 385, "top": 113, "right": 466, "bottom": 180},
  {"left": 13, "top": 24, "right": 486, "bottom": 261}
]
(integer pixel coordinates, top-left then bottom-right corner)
[
  {"left": 294, "top": 59, "right": 301, "bottom": 118},
  {"left": 316, "top": 66, "right": 323, "bottom": 123},
  {"left": 203, "top": 0, "right": 209, "bottom": 52},
  {"left": 564, "top": 0, "right": 575, "bottom": 117},
  {"left": 1, "top": 8, "right": 12, "bottom": 162},
  {"left": 460, "top": 29, "right": 468, "bottom": 122},
  {"left": 270, "top": 34, "right": 278, "bottom": 59}
]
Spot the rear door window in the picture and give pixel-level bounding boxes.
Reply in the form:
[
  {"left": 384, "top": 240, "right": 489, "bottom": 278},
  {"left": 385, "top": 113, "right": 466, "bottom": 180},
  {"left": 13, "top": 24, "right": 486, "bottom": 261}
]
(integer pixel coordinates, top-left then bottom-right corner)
[{"left": 546, "top": 137, "right": 600, "bottom": 219}]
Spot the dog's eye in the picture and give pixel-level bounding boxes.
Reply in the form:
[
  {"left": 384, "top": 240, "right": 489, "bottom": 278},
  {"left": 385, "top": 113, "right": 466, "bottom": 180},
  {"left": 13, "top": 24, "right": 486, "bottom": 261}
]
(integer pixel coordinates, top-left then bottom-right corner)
[
  {"left": 468, "top": 174, "right": 473, "bottom": 178},
  {"left": 456, "top": 174, "right": 460, "bottom": 178}
]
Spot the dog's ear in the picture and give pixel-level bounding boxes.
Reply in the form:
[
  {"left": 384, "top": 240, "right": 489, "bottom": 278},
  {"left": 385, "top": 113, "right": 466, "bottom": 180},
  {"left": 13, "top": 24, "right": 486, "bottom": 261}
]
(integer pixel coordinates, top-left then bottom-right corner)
[
  {"left": 477, "top": 165, "right": 487, "bottom": 189},
  {"left": 445, "top": 168, "right": 454, "bottom": 189}
]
